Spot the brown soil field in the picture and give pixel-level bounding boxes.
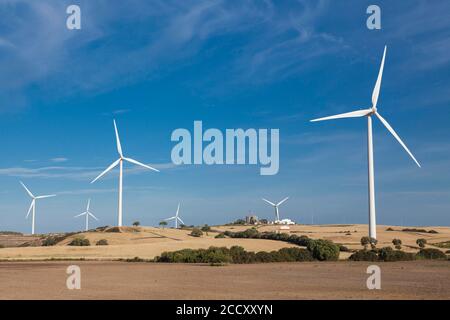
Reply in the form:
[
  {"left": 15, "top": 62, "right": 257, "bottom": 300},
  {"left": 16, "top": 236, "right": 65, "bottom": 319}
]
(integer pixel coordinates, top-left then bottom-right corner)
[
  {"left": 0, "top": 260, "right": 449, "bottom": 300},
  {"left": 0, "top": 224, "right": 448, "bottom": 261}
]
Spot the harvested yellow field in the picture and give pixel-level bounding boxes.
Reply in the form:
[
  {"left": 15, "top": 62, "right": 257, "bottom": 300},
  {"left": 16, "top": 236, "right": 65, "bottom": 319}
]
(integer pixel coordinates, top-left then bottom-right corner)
[{"left": 0, "top": 224, "right": 448, "bottom": 261}]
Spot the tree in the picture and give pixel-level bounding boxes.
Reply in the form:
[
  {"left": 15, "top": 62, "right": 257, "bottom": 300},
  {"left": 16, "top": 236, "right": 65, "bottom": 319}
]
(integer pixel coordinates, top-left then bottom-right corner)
[
  {"left": 369, "top": 237, "right": 378, "bottom": 250},
  {"left": 132, "top": 221, "right": 140, "bottom": 227},
  {"left": 201, "top": 224, "right": 211, "bottom": 235},
  {"left": 259, "top": 219, "right": 268, "bottom": 224},
  {"left": 360, "top": 236, "right": 371, "bottom": 250},
  {"left": 392, "top": 239, "right": 402, "bottom": 250},
  {"left": 416, "top": 238, "right": 427, "bottom": 248},
  {"left": 159, "top": 221, "right": 168, "bottom": 229}
]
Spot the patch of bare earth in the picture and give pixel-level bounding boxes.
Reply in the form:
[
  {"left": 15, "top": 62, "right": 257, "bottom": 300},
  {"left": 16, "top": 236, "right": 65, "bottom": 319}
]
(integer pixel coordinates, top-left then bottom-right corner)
[{"left": 0, "top": 260, "right": 448, "bottom": 300}]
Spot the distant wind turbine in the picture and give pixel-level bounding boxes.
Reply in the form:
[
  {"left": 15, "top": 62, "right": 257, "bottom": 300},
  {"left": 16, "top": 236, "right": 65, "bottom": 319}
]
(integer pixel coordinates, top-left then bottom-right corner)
[
  {"left": 164, "top": 203, "right": 184, "bottom": 229},
  {"left": 262, "top": 197, "right": 289, "bottom": 222},
  {"left": 20, "top": 181, "right": 56, "bottom": 235},
  {"left": 74, "top": 199, "right": 99, "bottom": 231},
  {"left": 91, "top": 120, "right": 159, "bottom": 227},
  {"left": 310, "top": 46, "right": 420, "bottom": 239}
]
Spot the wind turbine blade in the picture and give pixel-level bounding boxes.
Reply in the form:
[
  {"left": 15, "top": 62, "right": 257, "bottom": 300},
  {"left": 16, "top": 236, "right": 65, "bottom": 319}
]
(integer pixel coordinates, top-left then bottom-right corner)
[
  {"left": 87, "top": 199, "right": 91, "bottom": 211},
  {"left": 88, "top": 212, "right": 99, "bottom": 221},
  {"left": 113, "top": 119, "right": 123, "bottom": 157},
  {"left": 310, "top": 109, "right": 372, "bottom": 122},
  {"left": 177, "top": 217, "right": 185, "bottom": 225},
  {"left": 74, "top": 212, "right": 87, "bottom": 218},
  {"left": 372, "top": 46, "right": 387, "bottom": 108},
  {"left": 26, "top": 200, "right": 35, "bottom": 219},
  {"left": 20, "top": 181, "right": 34, "bottom": 198},
  {"left": 91, "top": 158, "right": 121, "bottom": 183},
  {"left": 277, "top": 197, "right": 289, "bottom": 206},
  {"left": 375, "top": 112, "right": 421, "bottom": 167},
  {"left": 165, "top": 217, "right": 176, "bottom": 221},
  {"left": 123, "top": 157, "right": 160, "bottom": 172},
  {"left": 176, "top": 203, "right": 180, "bottom": 217},
  {"left": 262, "top": 198, "right": 276, "bottom": 206},
  {"left": 36, "top": 194, "right": 56, "bottom": 199}
]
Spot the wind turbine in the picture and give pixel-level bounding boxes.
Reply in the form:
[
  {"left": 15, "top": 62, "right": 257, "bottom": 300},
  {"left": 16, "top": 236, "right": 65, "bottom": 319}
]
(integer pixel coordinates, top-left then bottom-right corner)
[
  {"left": 262, "top": 197, "right": 289, "bottom": 222},
  {"left": 310, "top": 46, "right": 420, "bottom": 239},
  {"left": 91, "top": 120, "right": 159, "bottom": 227},
  {"left": 74, "top": 199, "right": 99, "bottom": 232},
  {"left": 20, "top": 181, "right": 56, "bottom": 235},
  {"left": 164, "top": 203, "right": 184, "bottom": 229}
]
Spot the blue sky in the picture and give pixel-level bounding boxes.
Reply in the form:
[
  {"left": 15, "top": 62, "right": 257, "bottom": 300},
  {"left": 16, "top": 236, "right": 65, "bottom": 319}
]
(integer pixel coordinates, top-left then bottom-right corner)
[{"left": 0, "top": 0, "right": 449, "bottom": 233}]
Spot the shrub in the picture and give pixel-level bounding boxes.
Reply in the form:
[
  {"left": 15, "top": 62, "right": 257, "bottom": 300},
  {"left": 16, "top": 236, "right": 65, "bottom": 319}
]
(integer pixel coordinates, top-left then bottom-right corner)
[
  {"left": 392, "top": 239, "right": 402, "bottom": 250},
  {"left": 445, "top": 250, "right": 450, "bottom": 254},
  {"left": 339, "top": 245, "right": 350, "bottom": 252},
  {"left": 386, "top": 227, "right": 394, "bottom": 231},
  {"left": 42, "top": 236, "right": 59, "bottom": 246},
  {"left": 0, "top": 244, "right": 5, "bottom": 249},
  {"left": 132, "top": 221, "right": 140, "bottom": 227},
  {"left": 126, "top": 257, "right": 144, "bottom": 262},
  {"left": 416, "top": 238, "right": 427, "bottom": 248},
  {"left": 360, "top": 236, "right": 370, "bottom": 250},
  {"left": 378, "top": 247, "right": 415, "bottom": 262},
  {"left": 190, "top": 228, "right": 203, "bottom": 237},
  {"left": 215, "top": 233, "right": 226, "bottom": 239},
  {"left": 416, "top": 248, "right": 447, "bottom": 260},
  {"left": 276, "top": 247, "right": 314, "bottom": 262},
  {"left": 68, "top": 238, "right": 90, "bottom": 246},
  {"left": 96, "top": 239, "right": 108, "bottom": 246},
  {"left": 307, "top": 239, "right": 339, "bottom": 261},
  {"left": 349, "top": 250, "right": 378, "bottom": 261}
]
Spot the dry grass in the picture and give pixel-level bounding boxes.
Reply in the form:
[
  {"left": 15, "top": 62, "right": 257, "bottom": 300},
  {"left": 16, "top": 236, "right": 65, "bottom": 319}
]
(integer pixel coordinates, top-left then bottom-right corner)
[{"left": 0, "top": 224, "right": 448, "bottom": 261}]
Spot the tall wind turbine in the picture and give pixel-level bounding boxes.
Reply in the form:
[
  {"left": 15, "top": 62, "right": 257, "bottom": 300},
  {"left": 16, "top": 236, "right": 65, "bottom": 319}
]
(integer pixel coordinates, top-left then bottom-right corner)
[
  {"left": 74, "top": 199, "right": 99, "bottom": 231},
  {"left": 91, "top": 120, "right": 159, "bottom": 227},
  {"left": 164, "top": 203, "right": 184, "bottom": 229},
  {"left": 310, "top": 46, "right": 420, "bottom": 239},
  {"left": 20, "top": 181, "right": 56, "bottom": 235},
  {"left": 262, "top": 197, "right": 289, "bottom": 222}
]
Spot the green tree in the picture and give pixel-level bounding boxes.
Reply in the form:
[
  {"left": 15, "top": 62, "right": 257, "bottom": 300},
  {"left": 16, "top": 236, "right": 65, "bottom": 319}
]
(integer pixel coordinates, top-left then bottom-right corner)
[
  {"left": 132, "top": 221, "right": 140, "bottom": 227},
  {"left": 201, "top": 224, "right": 211, "bottom": 235},
  {"left": 369, "top": 237, "right": 378, "bottom": 250},
  {"left": 159, "top": 221, "right": 168, "bottom": 229},
  {"left": 360, "top": 236, "right": 371, "bottom": 250},
  {"left": 392, "top": 238, "right": 402, "bottom": 250},
  {"left": 416, "top": 238, "right": 427, "bottom": 248}
]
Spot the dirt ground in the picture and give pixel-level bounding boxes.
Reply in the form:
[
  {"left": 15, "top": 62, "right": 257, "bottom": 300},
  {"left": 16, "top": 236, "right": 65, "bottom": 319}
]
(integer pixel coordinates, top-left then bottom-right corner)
[{"left": 0, "top": 260, "right": 449, "bottom": 300}]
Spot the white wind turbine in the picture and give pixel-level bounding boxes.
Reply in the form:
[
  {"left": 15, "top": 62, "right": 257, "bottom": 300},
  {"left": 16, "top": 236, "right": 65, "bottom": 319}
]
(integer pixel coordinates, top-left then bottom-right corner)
[
  {"left": 74, "top": 199, "right": 99, "bottom": 232},
  {"left": 262, "top": 197, "right": 289, "bottom": 222},
  {"left": 164, "top": 203, "right": 184, "bottom": 229},
  {"left": 91, "top": 120, "right": 159, "bottom": 227},
  {"left": 310, "top": 46, "right": 420, "bottom": 239},
  {"left": 20, "top": 181, "right": 56, "bottom": 235}
]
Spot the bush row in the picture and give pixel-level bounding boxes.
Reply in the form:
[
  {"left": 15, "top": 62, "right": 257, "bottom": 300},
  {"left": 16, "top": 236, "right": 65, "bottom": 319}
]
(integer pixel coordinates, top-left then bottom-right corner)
[
  {"left": 222, "top": 228, "right": 340, "bottom": 261},
  {"left": 155, "top": 246, "right": 314, "bottom": 264},
  {"left": 349, "top": 247, "right": 447, "bottom": 262}
]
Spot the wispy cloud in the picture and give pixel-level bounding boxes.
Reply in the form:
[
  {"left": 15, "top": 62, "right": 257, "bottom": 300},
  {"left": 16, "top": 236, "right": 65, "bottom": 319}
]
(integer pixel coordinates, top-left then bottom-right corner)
[
  {"left": 50, "top": 157, "right": 69, "bottom": 163},
  {"left": 0, "top": 162, "right": 176, "bottom": 180},
  {"left": 0, "top": 0, "right": 339, "bottom": 110}
]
